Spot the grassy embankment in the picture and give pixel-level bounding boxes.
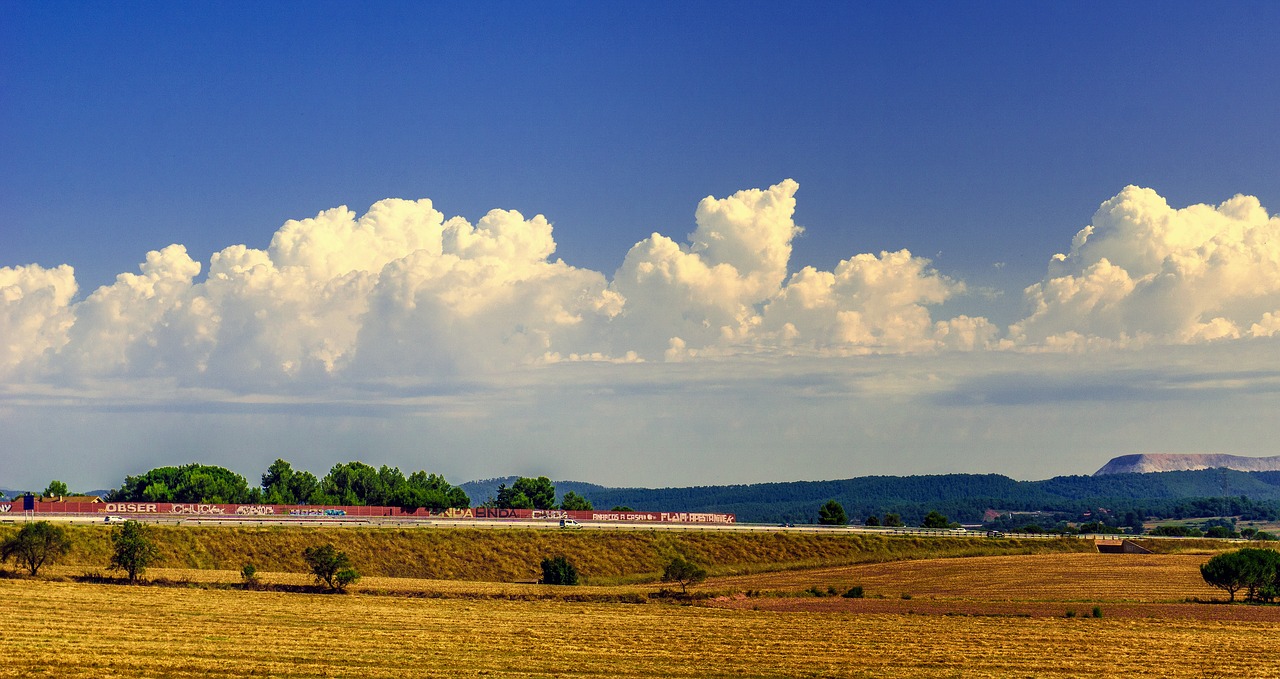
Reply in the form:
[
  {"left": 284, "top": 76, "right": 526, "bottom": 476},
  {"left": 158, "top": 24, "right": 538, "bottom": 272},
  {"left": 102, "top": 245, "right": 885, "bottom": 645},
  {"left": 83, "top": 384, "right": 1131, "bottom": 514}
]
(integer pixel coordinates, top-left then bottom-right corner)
[{"left": 0, "top": 524, "right": 1093, "bottom": 583}]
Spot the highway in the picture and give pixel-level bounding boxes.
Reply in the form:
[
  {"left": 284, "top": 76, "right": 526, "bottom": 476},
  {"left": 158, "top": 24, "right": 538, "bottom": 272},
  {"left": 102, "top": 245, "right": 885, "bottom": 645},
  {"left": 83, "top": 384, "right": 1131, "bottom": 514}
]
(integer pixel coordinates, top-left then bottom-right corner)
[{"left": 0, "top": 512, "right": 1156, "bottom": 540}]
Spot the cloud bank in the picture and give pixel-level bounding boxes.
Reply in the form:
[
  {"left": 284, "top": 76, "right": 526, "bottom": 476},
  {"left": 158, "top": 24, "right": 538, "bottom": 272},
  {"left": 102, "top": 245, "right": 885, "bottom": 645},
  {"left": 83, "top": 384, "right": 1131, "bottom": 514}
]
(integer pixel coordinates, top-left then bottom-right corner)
[
  {"left": 4, "top": 181, "right": 1280, "bottom": 488},
  {"left": 3, "top": 181, "right": 1277, "bottom": 390},
  {"left": 1011, "top": 186, "right": 1280, "bottom": 348}
]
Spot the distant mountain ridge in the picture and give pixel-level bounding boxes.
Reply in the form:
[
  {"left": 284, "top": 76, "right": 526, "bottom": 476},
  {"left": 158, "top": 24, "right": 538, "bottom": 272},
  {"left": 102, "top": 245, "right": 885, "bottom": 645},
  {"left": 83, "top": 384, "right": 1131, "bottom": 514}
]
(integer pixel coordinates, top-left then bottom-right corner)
[
  {"left": 1095, "top": 454, "right": 1280, "bottom": 475},
  {"left": 461, "top": 470, "right": 1280, "bottom": 524}
]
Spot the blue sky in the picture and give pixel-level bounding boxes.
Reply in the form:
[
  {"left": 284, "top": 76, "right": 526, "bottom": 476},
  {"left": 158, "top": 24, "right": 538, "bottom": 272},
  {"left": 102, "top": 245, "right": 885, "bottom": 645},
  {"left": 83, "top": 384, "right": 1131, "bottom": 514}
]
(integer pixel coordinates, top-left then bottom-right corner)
[{"left": 2, "top": 1, "right": 1278, "bottom": 491}]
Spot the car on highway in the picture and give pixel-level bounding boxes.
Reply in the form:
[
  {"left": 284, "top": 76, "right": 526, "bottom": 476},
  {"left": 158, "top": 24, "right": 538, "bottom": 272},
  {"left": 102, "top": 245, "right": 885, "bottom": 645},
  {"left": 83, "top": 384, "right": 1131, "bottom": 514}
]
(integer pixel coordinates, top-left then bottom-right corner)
[{"left": 104, "top": 515, "right": 127, "bottom": 524}]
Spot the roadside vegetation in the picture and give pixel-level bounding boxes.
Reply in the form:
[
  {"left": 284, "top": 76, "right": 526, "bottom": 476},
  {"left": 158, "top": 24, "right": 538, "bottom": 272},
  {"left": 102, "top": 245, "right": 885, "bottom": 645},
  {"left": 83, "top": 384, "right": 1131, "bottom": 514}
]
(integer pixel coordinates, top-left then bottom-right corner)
[
  {"left": 1, "top": 521, "right": 71, "bottom": 575},
  {"left": 0, "top": 524, "right": 1093, "bottom": 583}
]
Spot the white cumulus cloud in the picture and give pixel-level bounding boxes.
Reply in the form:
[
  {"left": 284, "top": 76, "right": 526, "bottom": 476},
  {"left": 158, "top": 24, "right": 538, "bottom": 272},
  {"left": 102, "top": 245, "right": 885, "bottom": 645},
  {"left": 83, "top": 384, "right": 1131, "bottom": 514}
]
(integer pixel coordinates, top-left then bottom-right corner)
[
  {"left": 0, "top": 263, "right": 78, "bottom": 375},
  {"left": 11, "top": 181, "right": 1274, "bottom": 389},
  {"left": 1010, "top": 186, "right": 1280, "bottom": 348}
]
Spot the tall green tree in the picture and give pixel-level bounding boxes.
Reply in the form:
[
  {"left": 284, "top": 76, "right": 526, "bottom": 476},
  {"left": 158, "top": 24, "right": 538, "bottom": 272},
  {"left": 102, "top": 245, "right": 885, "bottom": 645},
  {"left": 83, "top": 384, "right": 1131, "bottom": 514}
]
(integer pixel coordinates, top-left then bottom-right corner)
[
  {"left": 559, "top": 491, "right": 592, "bottom": 511},
  {"left": 1, "top": 521, "right": 71, "bottom": 576},
  {"left": 818, "top": 500, "right": 848, "bottom": 525},
  {"left": 394, "top": 471, "right": 470, "bottom": 512},
  {"left": 110, "top": 520, "right": 159, "bottom": 583},
  {"left": 314, "top": 461, "right": 384, "bottom": 506},
  {"left": 262, "top": 459, "right": 319, "bottom": 504},
  {"left": 495, "top": 483, "right": 532, "bottom": 509},
  {"left": 922, "top": 511, "right": 951, "bottom": 529},
  {"left": 110, "top": 464, "right": 255, "bottom": 503},
  {"left": 511, "top": 477, "right": 556, "bottom": 510},
  {"left": 42, "top": 480, "right": 69, "bottom": 497}
]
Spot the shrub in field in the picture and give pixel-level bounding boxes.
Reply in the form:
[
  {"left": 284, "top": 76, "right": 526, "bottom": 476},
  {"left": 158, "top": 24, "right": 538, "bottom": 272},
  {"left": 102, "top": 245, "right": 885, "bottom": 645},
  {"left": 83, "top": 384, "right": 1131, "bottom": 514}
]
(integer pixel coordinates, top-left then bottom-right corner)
[
  {"left": 843, "top": 586, "right": 865, "bottom": 599},
  {"left": 334, "top": 568, "right": 360, "bottom": 591},
  {"left": 541, "top": 555, "right": 579, "bottom": 585},
  {"left": 304, "top": 544, "right": 358, "bottom": 592},
  {"left": 661, "top": 556, "right": 707, "bottom": 593},
  {"left": 110, "top": 520, "right": 159, "bottom": 583},
  {"left": 241, "top": 563, "right": 260, "bottom": 587},
  {"left": 1, "top": 521, "right": 71, "bottom": 576},
  {"left": 1091, "top": 606, "right": 1103, "bottom": 618}
]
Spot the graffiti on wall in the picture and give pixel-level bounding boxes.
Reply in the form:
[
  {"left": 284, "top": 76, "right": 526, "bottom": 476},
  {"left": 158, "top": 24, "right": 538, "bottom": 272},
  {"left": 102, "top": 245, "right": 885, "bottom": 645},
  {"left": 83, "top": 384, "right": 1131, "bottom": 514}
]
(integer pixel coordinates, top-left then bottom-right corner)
[
  {"left": 660, "top": 512, "right": 736, "bottom": 524},
  {"left": 472, "top": 507, "right": 523, "bottom": 519},
  {"left": 592, "top": 512, "right": 660, "bottom": 522},
  {"left": 170, "top": 504, "right": 226, "bottom": 515},
  {"left": 0, "top": 504, "right": 10, "bottom": 513},
  {"left": 104, "top": 503, "right": 159, "bottom": 513},
  {"left": 27, "top": 501, "right": 735, "bottom": 523}
]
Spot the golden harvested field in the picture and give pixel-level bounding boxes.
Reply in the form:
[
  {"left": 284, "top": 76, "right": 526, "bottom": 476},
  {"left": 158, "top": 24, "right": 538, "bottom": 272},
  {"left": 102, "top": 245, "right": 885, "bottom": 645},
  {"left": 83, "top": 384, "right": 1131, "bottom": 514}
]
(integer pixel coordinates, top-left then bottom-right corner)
[
  {"left": 706, "top": 552, "right": 1226, "bottom": 601},
  {"left": 5, "top": 550, "right": 1280, "bottom": 678},
  {"left": 4, "top": 577, "right": 1280, "bottom": 679}
]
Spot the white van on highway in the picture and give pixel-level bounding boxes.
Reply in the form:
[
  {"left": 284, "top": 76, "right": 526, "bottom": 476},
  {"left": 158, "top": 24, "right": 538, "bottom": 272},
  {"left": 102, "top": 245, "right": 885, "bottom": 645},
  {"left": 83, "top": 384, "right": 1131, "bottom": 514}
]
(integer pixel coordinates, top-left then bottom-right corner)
[{"left": 559, "top": 518, "right": 582, "bottom": 529}]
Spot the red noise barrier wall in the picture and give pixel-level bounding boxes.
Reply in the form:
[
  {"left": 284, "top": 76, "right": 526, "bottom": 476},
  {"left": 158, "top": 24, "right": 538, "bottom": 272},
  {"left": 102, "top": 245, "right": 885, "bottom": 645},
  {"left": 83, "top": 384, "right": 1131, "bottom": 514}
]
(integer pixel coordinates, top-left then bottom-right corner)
[{"left": 14, "top": 501, "right": 735, "bottom": 524}]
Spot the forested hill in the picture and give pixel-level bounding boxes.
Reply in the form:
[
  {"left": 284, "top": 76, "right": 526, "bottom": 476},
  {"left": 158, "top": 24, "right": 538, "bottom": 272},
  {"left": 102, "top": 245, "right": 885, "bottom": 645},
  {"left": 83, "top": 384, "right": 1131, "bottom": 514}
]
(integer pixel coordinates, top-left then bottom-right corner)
[{"left": 485, "top": 469, "right": 1280, "bottom": 525}]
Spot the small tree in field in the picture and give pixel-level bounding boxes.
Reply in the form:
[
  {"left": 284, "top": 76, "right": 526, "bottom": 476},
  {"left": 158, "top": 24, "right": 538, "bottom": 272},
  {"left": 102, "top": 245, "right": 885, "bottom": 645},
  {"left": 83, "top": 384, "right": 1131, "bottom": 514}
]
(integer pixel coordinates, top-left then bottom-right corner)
[
  {"left": 818, "top": 500, "right": 848, "bottom": 526},
  {"left": 1, "top": 521, "right": 71, "bottom": 576},
  {"left": 1200, "top": 548, "right": 1280, "bottom": 602},
  {"left": 110, "top": 520, "right": 159, "bottom": 582},
  {"left": 661, "top": 556, "right": 707, "bottom": 593},
  {"left": 303, "top": 544, "right": 359, "bottom": 592},
  {"left": 540, "top": 555, "right": 579, "bottom": 585}
]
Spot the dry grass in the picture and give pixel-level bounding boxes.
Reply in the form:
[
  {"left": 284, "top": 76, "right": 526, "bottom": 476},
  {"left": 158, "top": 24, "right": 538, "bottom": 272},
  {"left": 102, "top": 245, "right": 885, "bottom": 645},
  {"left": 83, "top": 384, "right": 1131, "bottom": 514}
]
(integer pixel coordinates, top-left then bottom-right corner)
[
  {"left": 0, "top": 524, "right": 1092, "bottom": 583},
  {"left": 3, "top": 576, "right": 1278, "bottom": 678}
]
